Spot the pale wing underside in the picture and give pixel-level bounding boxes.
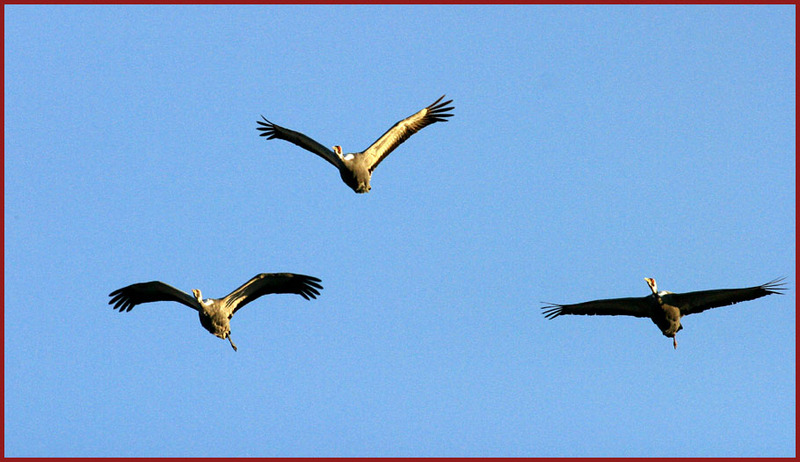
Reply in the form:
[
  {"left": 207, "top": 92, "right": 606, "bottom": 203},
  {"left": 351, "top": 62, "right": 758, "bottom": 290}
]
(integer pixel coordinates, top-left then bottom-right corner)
[
  {"left": 223, "top": 273, "right": 323, "bottom": 314},
  {"left": 670, "top": 277, "right": 786, "bottom": 316},
  {"left": 257, "top": 117, "right": 343, "bottom": 169},
  {"left": 542, "top": 296, "right": 653, "bottom": 319},
  {"left": 361, "top": 95, "right": 454, "bottom": 172},
  {"left": 108, "top": 281, "right": 200, "bottom": 312}
]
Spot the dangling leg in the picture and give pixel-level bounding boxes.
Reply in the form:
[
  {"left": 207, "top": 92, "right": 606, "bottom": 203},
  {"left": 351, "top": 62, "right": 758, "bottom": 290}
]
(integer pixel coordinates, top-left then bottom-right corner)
[
  {"left": 673, "top": 336, "right": 677, "bottom": 349},
  {"left": 228, "top": 334, "right": 238, "bottom": 352}
]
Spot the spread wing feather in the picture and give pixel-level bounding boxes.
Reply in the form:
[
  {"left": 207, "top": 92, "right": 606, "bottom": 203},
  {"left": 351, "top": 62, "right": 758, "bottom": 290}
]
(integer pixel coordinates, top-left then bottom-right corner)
[
  {"left": 542, "top": 296, "right": 653, "bottom": 319},
  {"left": 257, "top": 117, "right": 343, "bottom": 169},
  {"left": 362, "top": 95, "right": 454, "bottom": 172},
  {"left": 108, "top": 281, "right": 200, "bottom": 312},
  {"left": 223, "top": 273, "right": 323, "bottom": 314},
  {"left": 669, "top": 277, "right": 786, "bottom": 316}
]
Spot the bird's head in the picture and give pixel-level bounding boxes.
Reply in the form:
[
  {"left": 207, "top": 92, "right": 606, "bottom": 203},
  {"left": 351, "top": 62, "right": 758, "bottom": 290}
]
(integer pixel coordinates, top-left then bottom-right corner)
[
  {"left": 332, "top": 145, "right": 343, "bottom": 157},
  {"left": 192, "top": 289, "right": 204, "bottom": 304},
  {"left": 644, "top": 277, "right": 658, "bottom": 295}
]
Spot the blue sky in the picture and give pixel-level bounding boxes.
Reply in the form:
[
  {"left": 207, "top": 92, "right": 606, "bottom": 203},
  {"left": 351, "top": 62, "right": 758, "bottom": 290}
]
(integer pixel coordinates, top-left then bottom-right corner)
[{"left": 4, "top": 5, "right": 795, "bottom": 457}]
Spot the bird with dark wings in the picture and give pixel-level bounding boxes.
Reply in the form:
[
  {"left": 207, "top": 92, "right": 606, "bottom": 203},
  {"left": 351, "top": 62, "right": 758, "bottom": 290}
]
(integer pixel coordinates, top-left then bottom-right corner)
[
  {"left": 257, "top": 95, "right": 454, "bottom": 193},
  {"left": 542, "top": 277, "right": 786, "bottom": 349},
  {"left": 108, "top": 273, "right": 323, "bottom": 351}
]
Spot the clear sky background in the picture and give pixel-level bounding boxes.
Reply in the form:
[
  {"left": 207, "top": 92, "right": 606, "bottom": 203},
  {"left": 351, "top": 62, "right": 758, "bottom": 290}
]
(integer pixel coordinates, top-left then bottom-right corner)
[{"left": 4, "top": 5, "right": 795, "bottom": 457}]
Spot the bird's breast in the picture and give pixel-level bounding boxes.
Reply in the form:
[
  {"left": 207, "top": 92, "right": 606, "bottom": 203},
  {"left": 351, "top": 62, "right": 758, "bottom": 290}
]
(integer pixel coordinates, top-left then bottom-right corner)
[{"left": 198, "top": 308, "right": 230, "bottom": 337}]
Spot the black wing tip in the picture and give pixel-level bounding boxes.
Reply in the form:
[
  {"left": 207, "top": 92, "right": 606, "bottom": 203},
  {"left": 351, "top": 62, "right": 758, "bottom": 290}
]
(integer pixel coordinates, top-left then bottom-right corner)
[
  {"left": 302, "top": 289, "right": 320, "bottom": 300},
  {"left": 302, "top": 279, "right": 323, "bottom": 294},
  {"left": 428, "top": 95, "right": 454, "bottom": 111},
  {"left": 256, "top": 116, "right": 278, "bottom": 136},
  {"left": 302, "top": 278, "right": 323, "bottom": 289},
  {"left": 429, "top": 95, "right": 446, "bottom": 106},
  {"left": 108, "top": 287, "right": 131, "bottom": 310},
  {"left": 429, "top": 115, "right": 453, "bottom": 124},
  {"left": 281, "top": 272, "right": 321, "bottom": 282},
  {"left": 428, "top": 98, "right": 454, "bottom": 120},
  {"left": 430, "top": 101, "right": 454, "bottom": 111},
  {"left": 763, "top": 277, "right": 788, "bottom": 294},
  {"left": 540, "top": 302, "right": 564, "bottom": 320},
  {"left": 108, "top": 294, "right": 129, "bottom": 311},
  {"left": 109, "top": 297, "right": 133, "bottom": 312},
  {"left": 256, "top": 118, "right": 275, "bottom": 134},
  {"left": 257, "top": 115, "right": 275, "bottom": 125},
  {"left": 258, "top": 272, "right": 323, "bottom": 297},
  {"left": 295, "top": 274, "right": 323, "bottom": 300}
]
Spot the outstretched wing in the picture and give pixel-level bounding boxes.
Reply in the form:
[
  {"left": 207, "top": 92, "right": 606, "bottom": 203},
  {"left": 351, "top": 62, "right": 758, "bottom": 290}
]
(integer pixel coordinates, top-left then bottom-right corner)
[
  {"left": 257, "top": 116, "right": 343, "bottom": 169},
  {"left": 361, "top": 95, "right": 454, "bottom": 172},
  {"left": 223, "top": 273, "right": 323, "bottom": 314},
  {"left": 108, "top": 281, "right": 200, "bottom": 312},
  {"left": 542, "top": 296, "right": 653, "bottom": 320},
  {"left": 669, "top": 277, "right": 787, "bottom": 316}
]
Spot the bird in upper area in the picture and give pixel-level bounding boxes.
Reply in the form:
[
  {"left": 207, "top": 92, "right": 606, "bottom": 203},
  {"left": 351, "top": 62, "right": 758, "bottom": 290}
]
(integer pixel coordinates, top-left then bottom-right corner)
[
  {"left": 108, "top": 273, "right": 323, "bottom": 351},
  {"left": 257, "top": 95, "right": 454, "bottom": 193},
  {"left": 541, "top": 277, "right": 786, "bottom": 349}
]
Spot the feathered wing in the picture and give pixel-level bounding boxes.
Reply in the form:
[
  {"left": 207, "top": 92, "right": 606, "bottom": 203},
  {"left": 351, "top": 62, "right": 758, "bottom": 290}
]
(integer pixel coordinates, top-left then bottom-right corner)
[
  {"left": 223, "top": 273, "right": 323, "bottom": 314},
  {"left": 257, "top": 117, "right": 343, "bottom": 169},
  {"left": 542, "top": 296, "right": 654, "bottom": 320},
  {"left": 670, "top": 278, "right": 787, "bottom": 316},
  {"left": 108, "top": 281, "right": 200, "bottom": 312},
  {"left": 361, "top": 95, "right": 454, "bottom": 172}
]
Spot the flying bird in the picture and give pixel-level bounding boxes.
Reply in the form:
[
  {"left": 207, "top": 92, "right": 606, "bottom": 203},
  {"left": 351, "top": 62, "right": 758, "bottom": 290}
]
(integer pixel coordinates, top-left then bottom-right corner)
[
  {"left": 257, "top": 95, "right": 454, "bottom": 193},
  {"left": 108, "top": 273, "right": 323, "bottom": 351},
  {"left": 542, "top": 277, "right": 786, "bottom": 349}
]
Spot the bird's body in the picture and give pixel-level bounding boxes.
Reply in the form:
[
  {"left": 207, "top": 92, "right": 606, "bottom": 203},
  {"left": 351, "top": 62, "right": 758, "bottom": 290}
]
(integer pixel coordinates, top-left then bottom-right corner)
[
  {"left": 336, "top": 149, "right": 374, "bottom": 194},
  {"left": 542, "top": 277, "right": 786, "bottom": 348},
  {"left": 108, "top": 273, "right": 323, "bottom": 351},
  {"left": 257, "top": 95, "right": 454, "bottom": 193},
  {"left": 196, "top": 297, "right": 234, "bottom": 344},
  {"left": 649, "top": 290, "right": 683, "bottom": 346}
]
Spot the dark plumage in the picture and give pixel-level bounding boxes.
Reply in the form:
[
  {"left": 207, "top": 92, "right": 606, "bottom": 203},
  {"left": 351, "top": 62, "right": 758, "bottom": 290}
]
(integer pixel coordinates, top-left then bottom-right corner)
[
  {"left": 108, "top": 273, "right": 323, "bottom": 351},
  {"left": 542, "top": 277, "right": 786, "bottom": 348}
]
